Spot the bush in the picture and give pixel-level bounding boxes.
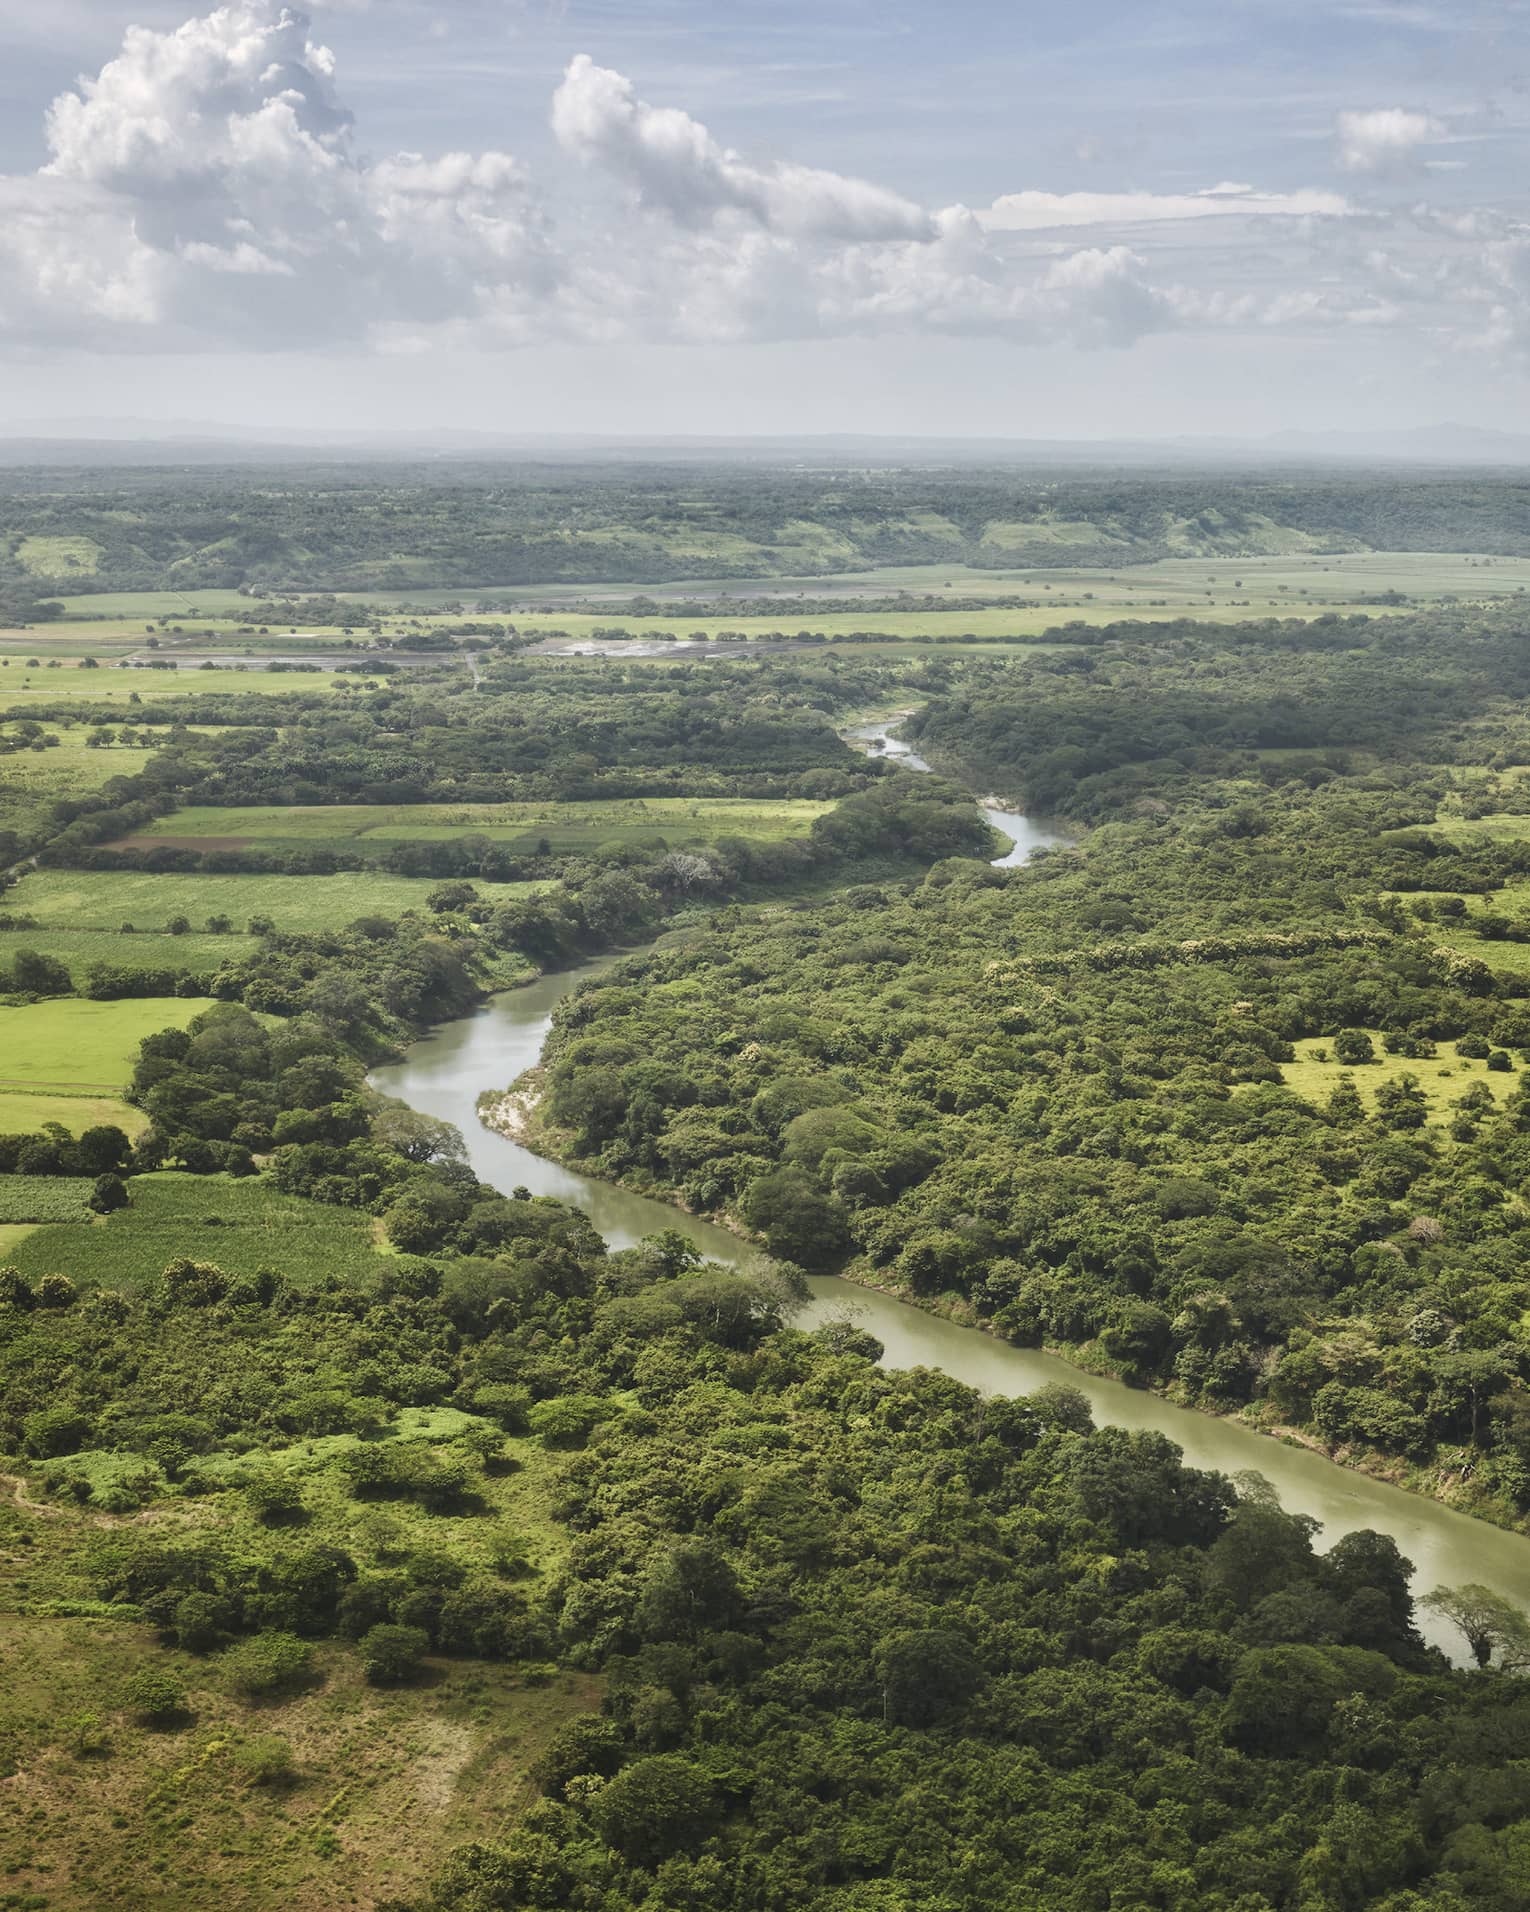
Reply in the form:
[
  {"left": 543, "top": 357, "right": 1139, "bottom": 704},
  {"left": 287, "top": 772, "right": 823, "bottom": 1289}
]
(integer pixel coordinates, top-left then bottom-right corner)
[
  {"left": 235, "top": 1735, "right": 298, "bottom": 1787},
  {"left": 221, "top": 1630, "right": 312, "bottom": 1699},
  {"left": 125, "top": 1668, "right": 188, "bottom": 1726},
  {"left": 243, "top": 1472, "right": 305, "bottom": 1525},
  {"left": 23, "top": 1404, "right": 92, "bottom": 1458},
  {"left": 360, "top": 1623, "right": 430, "bottom": 1685},
  {"left": 88, "top": 1172, "right": 130, "bottom": 1214}
]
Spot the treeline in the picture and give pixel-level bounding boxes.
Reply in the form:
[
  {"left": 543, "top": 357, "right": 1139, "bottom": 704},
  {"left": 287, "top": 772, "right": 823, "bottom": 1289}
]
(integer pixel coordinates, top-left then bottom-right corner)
[{"left": 14, "top": 465, "right": 1530, "bottom": 595}]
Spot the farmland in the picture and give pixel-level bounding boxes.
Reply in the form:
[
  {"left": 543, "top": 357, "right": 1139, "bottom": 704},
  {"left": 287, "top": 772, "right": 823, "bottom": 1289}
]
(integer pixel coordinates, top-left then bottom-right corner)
[
  {"left": 0, "top": 997, "right": 206, "bottom": 1095},
  {"left": 5, "top": 1171, "right": 404, "bottom": 1290},
  {"left": 0, "top": 926, "right": 255, "bottom": 978},
  {"left": 13, "top": 551, "right": 1530, "bottom": 656},
  {"left": 0, "top": 664, "right": 359, "bottom": 706},
  {"left": 3, "top": 869, "right": 556, "bottom": 937},
  {"left": 116, "top": 796, "right": 833, "bottom": 857}
]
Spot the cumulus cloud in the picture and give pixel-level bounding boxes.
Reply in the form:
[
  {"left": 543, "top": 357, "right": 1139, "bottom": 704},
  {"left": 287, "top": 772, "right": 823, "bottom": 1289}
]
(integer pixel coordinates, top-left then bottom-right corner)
[
  {"left": 1336, "top": 107, "right": 1444, "bottom": 173},
  {"left": 0, "top": 1, "right": 1495, "bottom": 361},
  {"left": 551, "top": 53, "right": 934, "bottom": 242},
  {"left": 0, "top": 1, "right": 549, "bottom": 347}
]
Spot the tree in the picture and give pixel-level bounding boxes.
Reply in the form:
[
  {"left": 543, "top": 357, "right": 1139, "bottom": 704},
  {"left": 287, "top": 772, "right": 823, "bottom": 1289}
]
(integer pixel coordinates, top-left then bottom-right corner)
[
  {"left": 370, "top": 1100, "right": 465, "bottom": 1165},
  {"left": 244, "top": 1472, "right": 305, "bottom": 1526},
  {"left": 125, "top": 1669, "right": 188, "bottom": 1726},
  {"left": 1423, "top": 1584, "right": 1530, "bottom": 1670},
  {"left": 360, "top": 1623, "right": 430, "bottom": 1685},
  {"left": 590, "top": 1755, "right": 718, "bottom": 1866},
  {"left": 876, "top": 1627, "right": 984, "bottom": 1725},
  {"left": 221, "top": 1631, "right": 313, "bottom": 1698},
  {"left": 1333, "top": 1029, "right": 1377, "bottom": 1065},
  {"left": 88, "top": 1173, "right": 130, "bottom": 1214}
]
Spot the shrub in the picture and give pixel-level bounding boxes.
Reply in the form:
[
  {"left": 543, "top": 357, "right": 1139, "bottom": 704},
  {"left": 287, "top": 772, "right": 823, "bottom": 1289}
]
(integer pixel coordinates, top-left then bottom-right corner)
[
  {"left": 125, "top": 1669, "right": 188, "bottom": 1726},
  {"left": 221, "top": 1631, "right": 312, "bottom": 1699},
  {"left": 235, "top": 1735, "right": 298, "bottom": 1787},
  {"left": 243, "top": 1472, "right": 305, "bottom": 1525},
  {"left": 360, "top": 1623, "right": 430, "bottom": 1685}
]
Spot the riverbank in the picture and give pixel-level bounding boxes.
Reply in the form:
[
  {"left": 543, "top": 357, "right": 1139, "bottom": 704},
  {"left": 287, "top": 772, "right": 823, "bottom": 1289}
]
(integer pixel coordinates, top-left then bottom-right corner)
[{"left": 477, "top": 1061, "right": 1528, "bottom": 1536}]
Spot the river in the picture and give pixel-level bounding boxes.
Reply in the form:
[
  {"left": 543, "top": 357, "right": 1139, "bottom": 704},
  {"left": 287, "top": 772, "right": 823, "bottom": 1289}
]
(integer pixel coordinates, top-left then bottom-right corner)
[{"left": 371, "top": 721, "right": 1530, "bottom": 1657}]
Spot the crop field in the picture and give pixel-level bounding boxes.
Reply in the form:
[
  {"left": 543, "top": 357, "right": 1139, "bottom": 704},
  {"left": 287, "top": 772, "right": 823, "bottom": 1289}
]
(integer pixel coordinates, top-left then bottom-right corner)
[
  {"left": 0, "top": 925, "right": 253, "bottom": 980},
  {"left": 6, "top": 1170, "right": 401, "bottom": 1290},
  {"left": 116, "top": 796, "right": 833, "bottom": 857},
  {"left": 0, "top": 1175, "right": 97, "bottom": 1222},
  {"left": 1279, "top": 1035, "right": 1518, "bottom": 1118},
  {"left": 0, "top": 997, "right": 204, "bottom": 1094},
  {"left": 4, "top": 869, "right": 555, "bottom": 937},
  {"left": 31, "top": 551, "right": 1530, "bottom": 652}
]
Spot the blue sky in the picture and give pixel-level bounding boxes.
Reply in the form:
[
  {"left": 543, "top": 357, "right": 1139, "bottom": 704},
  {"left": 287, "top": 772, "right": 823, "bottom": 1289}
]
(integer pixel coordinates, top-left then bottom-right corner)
[{"left": 0, "top": 0, "right": 1527, "bottom": 439}]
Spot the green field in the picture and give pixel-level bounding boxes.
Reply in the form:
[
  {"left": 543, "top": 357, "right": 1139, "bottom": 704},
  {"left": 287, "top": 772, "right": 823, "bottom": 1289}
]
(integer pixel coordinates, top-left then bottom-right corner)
[
  {"left": 33, "top": 551, "right": 1530, "bottom": 651},
  {"left": 1278, "top": 1035, "right": 1517, "bottom": 1119},
  {"left": 0, "top": 1089, "right": 146, "bottom": 1137},
  {"left": 0, "top": 996, "right": 204, "bottom": 1095},
  {"left": 1418, "top": 813, "right": 1530, "bottom": 846},
  {"left": 4, "top": 869, "right": 554, "bottom": 937},
  {"left": 7, "top": 1170, "right": 401, "bottom": 1290},
  {"left": 0, "top": 1174, "right": 97, "bottom": 1222},
  {"left": 117, "top": 796, "right": 832, "bottom": 856},
  {"left": 0, "top": 665, "right": 357, "bottom": 707},
  {"left": 0, "top": 926, "right": 254, "bottom": 980}
]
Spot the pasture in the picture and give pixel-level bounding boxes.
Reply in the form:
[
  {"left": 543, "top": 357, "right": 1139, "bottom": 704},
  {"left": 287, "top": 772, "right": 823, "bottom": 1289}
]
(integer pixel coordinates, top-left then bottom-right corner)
[
  {"left": 4, "top": 869, "right": 555, "bottom": 937},
  {"left": 116, "top": 795, "right": 832, "bottom": 857},
  {"left": 0, "top": 1089, "right": 145, "bottom": 1137},
  {"left": 0, "top": 997, "right": 204, "bottom": 1095},
  {"left": 1279, "top": 1035, "right": 1517, "bottom": 1119},
  {"left": 0, "top": 665, "right": 358, "bottom": 708}
]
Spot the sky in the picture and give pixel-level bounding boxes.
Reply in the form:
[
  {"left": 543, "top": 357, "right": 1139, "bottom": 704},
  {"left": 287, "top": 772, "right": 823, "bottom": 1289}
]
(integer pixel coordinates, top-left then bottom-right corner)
[{"left": 0, "top": 0, "right": 1528, "bottom": 441}]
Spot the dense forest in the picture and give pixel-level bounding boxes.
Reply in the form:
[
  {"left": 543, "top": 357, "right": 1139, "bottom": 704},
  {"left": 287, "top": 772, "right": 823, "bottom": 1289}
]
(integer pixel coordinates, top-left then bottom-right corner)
[
  {"left": 8, "top": 463, "right": 1530, "bottom": 593},
  {"left": 530, "top": 609, "right": 1530, "bottom": 1521}
]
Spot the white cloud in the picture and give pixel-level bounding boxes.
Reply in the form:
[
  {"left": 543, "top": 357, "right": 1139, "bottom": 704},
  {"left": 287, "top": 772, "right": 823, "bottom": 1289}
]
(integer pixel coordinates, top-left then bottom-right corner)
[
  {"left": 0, "top": 1, "right": 1507, "bottom": 367},
  {"left": 550, "top": 53, "right": 934, "bottom": 242},
  {"left": 0, "top": 1, "right": 549, "bottom": 348},
  {"left": 1336, "top": 107, "right": 1445, "bottom": 174},
  {"left": 981, "top": 184, "right": 1351, "bottom": 231}
]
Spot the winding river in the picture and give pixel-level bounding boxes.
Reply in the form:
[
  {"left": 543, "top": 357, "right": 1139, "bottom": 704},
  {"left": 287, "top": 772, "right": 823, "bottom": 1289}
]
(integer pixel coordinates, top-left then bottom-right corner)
[{"left": 372, "top": 721, "right": 1530, "bottom": 1656}]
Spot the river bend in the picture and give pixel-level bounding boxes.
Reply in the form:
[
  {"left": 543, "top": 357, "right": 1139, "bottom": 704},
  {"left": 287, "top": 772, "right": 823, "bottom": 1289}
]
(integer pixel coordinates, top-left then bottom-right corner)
[{"left": 371, "top": 721, "right": 1530, "bottom": 1655}]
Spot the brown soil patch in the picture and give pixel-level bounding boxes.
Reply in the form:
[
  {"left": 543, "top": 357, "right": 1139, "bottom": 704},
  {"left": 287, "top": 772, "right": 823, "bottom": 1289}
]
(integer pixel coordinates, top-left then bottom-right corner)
[{"left": 109, "top": 833, "right": 250, "bottom": 852}]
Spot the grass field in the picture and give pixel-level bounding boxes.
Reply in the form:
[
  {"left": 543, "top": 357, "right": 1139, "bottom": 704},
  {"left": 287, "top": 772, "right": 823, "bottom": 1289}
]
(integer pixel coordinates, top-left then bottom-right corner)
[
  {"left": 0, "top": 723, "right": 171, "bottom": 838},
  {"left": 0, "top": 925, "right": 255, "bottom": 978},
  {"left": 4, "top": 869, "right": 555, "bottom": 937},
  {"left": 7, "top": 1171, "right": 401, "bottom": 1290},
  {"left": 0, "top": 665, "right": 357, "bottom": 708},
  {"left": 0, "top": 997, "right": 203, "bottom": 1095},
  {"left": 0, "top": 1089, "right": 146, "bottom": 1136},
  {"left": 1418, "top": 813, "right": 1530, "bottom": 846},
  {"left": 1278, "top": 1035, "right": 1518, "bottom": 1118},
  {"left": 116, "top": 796, "right": 832, "bottom": 856}
]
